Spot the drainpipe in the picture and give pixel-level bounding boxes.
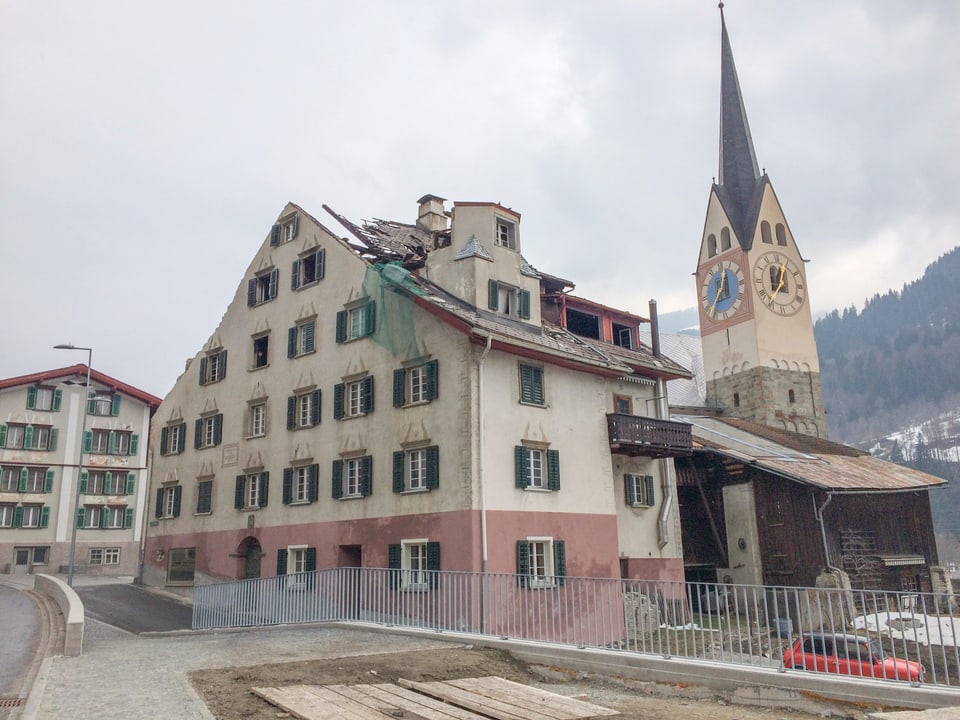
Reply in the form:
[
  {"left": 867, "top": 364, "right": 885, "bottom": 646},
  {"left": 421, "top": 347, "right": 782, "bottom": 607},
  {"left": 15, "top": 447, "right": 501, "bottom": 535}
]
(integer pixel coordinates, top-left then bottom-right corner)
[
  {"left": 475, "top": 330, "right": 493, "bottom": 633},
  {"left": 814, "top": 492, "right": 840, "bottom": 572},
  {"left": 649, "top": 299, "right": 673, "bottom": 550}
]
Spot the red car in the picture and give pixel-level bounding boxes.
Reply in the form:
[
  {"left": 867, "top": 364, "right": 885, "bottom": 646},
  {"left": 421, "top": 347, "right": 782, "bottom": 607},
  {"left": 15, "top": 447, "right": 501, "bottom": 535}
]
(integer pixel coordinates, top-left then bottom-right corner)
[{"left": 782, "top": 632, "right": 924, "bottom": 683}]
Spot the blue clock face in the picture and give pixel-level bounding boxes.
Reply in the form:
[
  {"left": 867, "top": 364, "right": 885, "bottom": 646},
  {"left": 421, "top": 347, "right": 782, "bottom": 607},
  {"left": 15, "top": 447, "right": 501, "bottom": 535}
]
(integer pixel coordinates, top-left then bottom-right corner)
[{"left": 701, "top": 260, "right": 745, "bottom": 321}]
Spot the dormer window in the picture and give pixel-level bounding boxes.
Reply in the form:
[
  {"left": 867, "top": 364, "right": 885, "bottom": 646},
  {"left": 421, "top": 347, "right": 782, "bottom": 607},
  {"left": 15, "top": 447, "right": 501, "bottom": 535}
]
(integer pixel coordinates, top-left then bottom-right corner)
[
  {"left": 495, "top": 218, "right": 516, "bottom": 249},
  {"left": 487, "top": 280, "right": 530, "bottom": 320},
  {"left": 613, "top": 323, "right": 634, "bottom": 349}
]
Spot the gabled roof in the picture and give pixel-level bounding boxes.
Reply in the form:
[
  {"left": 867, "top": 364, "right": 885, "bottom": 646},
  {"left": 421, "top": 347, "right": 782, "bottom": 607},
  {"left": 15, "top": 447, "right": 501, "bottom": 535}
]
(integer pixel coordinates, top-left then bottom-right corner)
[
  {"left": 677, "top": 414, "right": 945, "bottom": 492},
  {"left": 0, "top": 364, "right": 162, "bottom": 409}
]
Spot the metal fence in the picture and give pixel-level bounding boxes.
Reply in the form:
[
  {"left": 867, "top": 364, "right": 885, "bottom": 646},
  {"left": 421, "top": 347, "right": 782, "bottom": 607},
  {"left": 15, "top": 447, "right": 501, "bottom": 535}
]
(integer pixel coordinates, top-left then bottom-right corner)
[{"left": 193, "top": 568, "right": 960, "bottom": 688}]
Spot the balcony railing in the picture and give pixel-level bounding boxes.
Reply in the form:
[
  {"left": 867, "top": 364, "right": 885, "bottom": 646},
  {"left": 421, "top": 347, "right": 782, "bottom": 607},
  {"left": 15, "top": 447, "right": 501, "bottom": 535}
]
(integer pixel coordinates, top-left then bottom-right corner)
[{"left": 607, "top": 413, "right": 692, "bottom": 458}]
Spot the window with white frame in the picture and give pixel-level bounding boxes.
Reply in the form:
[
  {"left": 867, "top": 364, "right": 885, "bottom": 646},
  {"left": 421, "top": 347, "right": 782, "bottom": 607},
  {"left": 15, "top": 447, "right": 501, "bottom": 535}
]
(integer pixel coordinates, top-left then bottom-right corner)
[
  {"left": 22, "top": 468, "right": 47, "bottom": 493},
  {"left": 88, "top": 393, "right": 119, "bottom": 416},
  {"left": 517, "top": 537, "right": 566, "bottom": 589},
  {"left": 519, "top": 364, "right": 544, "bottom": 405},
  {"left": 194, "top": 414, "right": 223, "bottom": 449},
  {"left": 514, "top": 446, "right": 560, "bottom": 491},
  {"left": 0, "top": 504, "right": 14, "bottom": 528},
  {"left": 0, "top": 467, "right": 18, "bottom": 492},
  {"left": 405, "top": 540, "right": 429, "bottom": 588},
  {"left": 292, "top": 248, "right": 325, "bottom": 289},
  {"left": 388, "top": 539, "right": 440, "bottom": 590},
  {"left": 249, "top": 402, "right": 266, "bottom": 437},
  {"left": 247, "top": 268, "right": 279, "bottom": 306},
  {"left": 234, "top": 472, "right": 269, "bottom": 511},
  {"left": 624, "top": 474, "right": 655, "bottom": 507},
  {"left": 334, "top": 376, "right": 373, "bottom": 419},
  {"left": 332, "top": 456, "right": 372, "bottom": 500},
  {"left": 252, "top": 335, "right": 269, "bottom": 369},
  {"left": 20, "top": 504, "right": 43, "bottom": 528},
  {"left": 393, "top": 360, "right": 438, "bottom": 407},
  {"left": 89, "top": 547, "right": 121, "bottom": 565},
  {"left": 393, "top": 446, "right": 439, "bottom": 493},
  {"left": 114, "top": 431, "right": 131, "bottom": 455},
  {"left": 495, "top": 217, "right": 517, "bottom": 249},
  {"left": 104, "top": 506, "right": 126, "bottom": 529},
  {"left": 82, "top": 505, "right": 103, "bottom": 528},
  {"left": 1, "top": 424, "right": 25, "bottom": 449},
  {"left": 487, "top": 280, "right": 530, "bottom": 319},
  {"left": 160, "top": 422, "right": 186, "bottom": 455},
  {"left": 200, "top": 348, "right": 227, "bottom": 385},
  {"left": 286, "top": 390, "right": 320, "bottom": 429},
  {"left": 335, "top": 301, "right": 375, "bottom": 343},
  {"left": 27, "top": 386, "right": 61, "bottom": 411},
  {"left": 277, "top": 545, "right": 316, "bottom": 587},
  {"left": 288, "top": 320, "right": 315, "bottom": 358},
  {"left": 282, "top": 464, "right": 318, "bottom": 505},
  {"left": 30, "top": 426, "right": 54, "bottom": 451},
  {"left": 90, "top": 430, "right": 110, "bottom": 454},
  {"left": 155, "top": 485, "right": 182, "bottom": 519}
]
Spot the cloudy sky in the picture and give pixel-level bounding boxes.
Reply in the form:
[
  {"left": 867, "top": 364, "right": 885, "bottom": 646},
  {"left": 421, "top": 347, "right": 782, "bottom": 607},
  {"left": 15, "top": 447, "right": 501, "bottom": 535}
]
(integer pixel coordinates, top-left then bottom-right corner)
[{"left": 2, "top": 1, "right": 958, "bottom": 398}]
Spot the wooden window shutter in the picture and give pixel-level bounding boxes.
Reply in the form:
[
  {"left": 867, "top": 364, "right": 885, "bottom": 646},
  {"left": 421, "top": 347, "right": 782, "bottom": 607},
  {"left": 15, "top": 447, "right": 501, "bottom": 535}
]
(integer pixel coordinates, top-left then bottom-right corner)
[
  {"left": 303, "top": 321, "right": 315, "bottom": 353},
  {"left": 268, "top": 268, "right": 279, "bottom": 300},
  {"left": 13, "top": 505, "right": 22, "bottom": 528},
  {"left": 199, "top": 356, "right": 209, "bottom": 386},
  {"left": 331, "top": 460, "right": 343, "bottom": 499},
  {"left": 361, "top": 375, "right": 374, "bottom": 414},
  {"left": 160, "top": 426, "right": 169, "bottom": 455},
  {"left": 519, "top": 290, "right": 531, "bottom": 319},
  {"left": 247, "top": 278, "right": 257, "bottom": 306},
  {"left": 79, "top": 471, "right": 89, "bottom": 493},
  {"left": 125, "top": 473, "right": 136, "bottom": 495},
  {"left": 287, "top": 326, "right": 297, "bottom": 358},
  {"left": 18, "top": 468, "right": 28, "bottom": 492},
  {"left": 363, "top": 301, "right": 376, "bottom": 336},
  {"left": 213, "top": 414, "right": 223, "bottom": 445},
  {"left": 426, "top": 445, "right": 439, "bottom": 490},
  {"left": 291, "top": 259, "right": 301, "bottom": 290},
  {"left": 52, "top": 389, "right": 62, "bottom": 411},
  {"left": 286, "top": 395, "right": 296, "bottom": 430},
  {"left": 516, "top": 541, "right": 529, "bottom": 587},
  {"left": 425, "top": 359, "right": 439, "bottom": 401},
  {"left": 645, "top": 475, "right": 656, "bottom": 507},
  {"left": 27, "top": 386, "right": 37, "bottom": 409},
  {"left": 305, "top": 547, "right": 316, "bottom": 572},
  {"left": 234, "top": 476, "right": 245, "bottom": 509},
  {"left": 107, "top": 430, "right": 117, "bottom": 455},
  {"left": 124, "top": 508, "right": 134, "bottom": 528},
  {"left": 104, "top": 471, "right": 114, "bottom": 495},
  {"left": 427, "top": 541, "right": 441, "bottom": 589},
  {"left": 392, "top": 368, "right": 405, "bottom": 407},
  {"left": 100, "top": 505, "right": 109, "bottom": 529},
  {"left": 172, "top": 485, "right": 182, "bottom": 517},
  {"left": 514, "top": 446, "right": 528, "bottom": 488},
  {"left": 310, "top": 389, "right": 321, "bottom": 425},
  {"left": 282, "top": 468, "right": 293, "bottom": 505},
  {"left": 39, "top": 506, "right": 50, "bottom": 528},
  {"left": 333, "top": 384, "right": 345, "bottom": 420},
  {"left": 77, "top": 506, "right": 86, "bottom": 527},
  {"left": 84, "top": 430, "right": 93, "bottom": 453},
  {"left": 554, "top": 540, "right": 567, "bottom": 585},
  {"left": 388, "top": 543, "right": 401, "bottom": 590},
  {"left": 176, "top": 422, "right": 186, "bottom": 452},
  {"left": 0, "top": 425, "right": 7, "bottom": 448},
  {"left": 624, "top": 475, "right": 636, "bottom": 505},
  {"left": 129, "top": 434, "right": 138, "bottom": 455},
  {"left": 308, "top": 464, "right": 319, "bottom": 502},
  {"left": 23, "top": 426, "right": 34, "bottom": 450},
  {"left": 49, "top": 429, "right": 58, "bottom": 451},
  {"left": 392, "top": 451, "right": 404, "bottom": 493},
  {"left": 155, "top": 488, "right": 163, "bottom": 518},
  {"left": 44, "top": 470, "right": 54, "bottom": 493},
  {"left": 488, "top": 279, "right": 499, "bottom": 311},
  {"left": 315, "top": 248, "right": 325, "bottom": 279},
  {"left": 111, "top": 395, "right": 121, "bottom": 416},
  {"left": 276, "top": 548, "right": 288, "bottom": 575},
  {"left": 547, "top": 449, "right": 561, "bottom": 491},
  {"left": 335, "top": 310, "right": 347, "bottom": 343},
  {"left": 270, "top": 224, "right": 281, "bottom": 247},
  {"left": 360, "top": 456, "right": 372, "bottom": 497},
  {"left": 259, "top": 472, "right": 269, "bottom": 508}
]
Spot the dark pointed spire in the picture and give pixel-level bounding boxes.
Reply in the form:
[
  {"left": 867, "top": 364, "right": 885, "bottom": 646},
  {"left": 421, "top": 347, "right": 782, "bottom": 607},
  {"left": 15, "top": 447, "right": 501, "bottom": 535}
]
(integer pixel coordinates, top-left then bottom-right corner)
[{"left": 717, "top": 3, "right": 761, "bottom": 245}]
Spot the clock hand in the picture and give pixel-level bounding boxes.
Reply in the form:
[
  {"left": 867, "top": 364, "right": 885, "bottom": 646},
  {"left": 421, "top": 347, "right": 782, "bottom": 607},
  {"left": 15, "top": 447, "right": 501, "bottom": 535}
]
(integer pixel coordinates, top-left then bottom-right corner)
[
  {"left": 711, "top": 270, "right": 726, "bottom": 311},
  {"left": 769, "top": 264, "right": 786, "bottom": 304}
]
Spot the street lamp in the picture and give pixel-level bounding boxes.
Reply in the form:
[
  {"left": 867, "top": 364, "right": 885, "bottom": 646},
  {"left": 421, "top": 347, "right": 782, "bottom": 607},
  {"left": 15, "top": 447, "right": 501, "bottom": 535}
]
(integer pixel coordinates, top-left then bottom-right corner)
[{"left": 53, "top": 343, "right": 93, "bottom": 587}]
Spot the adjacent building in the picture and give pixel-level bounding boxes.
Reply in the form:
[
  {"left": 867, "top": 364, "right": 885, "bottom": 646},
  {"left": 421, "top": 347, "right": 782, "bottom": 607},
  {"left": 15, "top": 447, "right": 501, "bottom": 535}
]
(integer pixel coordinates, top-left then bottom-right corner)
[
  {"left": 141, "top": 196, "right": 693, "bottom": 591},
  {"left": 0, "top": 365, "right": 160, "bottom": 576}
]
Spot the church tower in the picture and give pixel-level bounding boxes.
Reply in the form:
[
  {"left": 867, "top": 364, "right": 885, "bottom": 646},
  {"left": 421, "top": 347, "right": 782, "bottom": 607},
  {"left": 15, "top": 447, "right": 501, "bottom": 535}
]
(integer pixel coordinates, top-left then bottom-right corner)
[{"left": 695, "top": 5, "right": 826, "bottom": 438}]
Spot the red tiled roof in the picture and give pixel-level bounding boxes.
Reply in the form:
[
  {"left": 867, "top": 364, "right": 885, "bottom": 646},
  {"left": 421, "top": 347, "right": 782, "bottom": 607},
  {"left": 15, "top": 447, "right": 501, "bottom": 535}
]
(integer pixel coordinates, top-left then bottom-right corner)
[{"left": 0, "top": 364, "right": 162, "bottom": 409}]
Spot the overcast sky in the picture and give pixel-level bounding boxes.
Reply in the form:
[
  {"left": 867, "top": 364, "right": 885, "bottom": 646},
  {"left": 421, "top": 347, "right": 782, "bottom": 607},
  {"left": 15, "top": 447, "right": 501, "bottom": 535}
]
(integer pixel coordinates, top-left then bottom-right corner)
[{"left": 2, "top": 1, "right": 958, "bottom": 398}]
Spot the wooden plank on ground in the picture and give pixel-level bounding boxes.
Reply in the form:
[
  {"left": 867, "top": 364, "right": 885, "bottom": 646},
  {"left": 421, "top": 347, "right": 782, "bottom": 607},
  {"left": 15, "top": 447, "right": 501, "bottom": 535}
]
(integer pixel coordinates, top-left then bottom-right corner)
[
  {"left": 450, "top": 676, "right": 619, "bottom": 718},
  {"left": 300, "top": 685, "right": 392, "bottom": 719},
  {"left": 398, "top": 678, "right": 553, "bottom": 720},
  {"left": 251, "top": 685, "right": 383, "bottom": 720},
  {"left": 323, "top": 684, "right": 433, "bottom": 720},
  {"left": 369, "top": 683, "right": 493, "bottom": 720},
  {"left": 445, "top": 677, "right": 579, "bottom": 720}
]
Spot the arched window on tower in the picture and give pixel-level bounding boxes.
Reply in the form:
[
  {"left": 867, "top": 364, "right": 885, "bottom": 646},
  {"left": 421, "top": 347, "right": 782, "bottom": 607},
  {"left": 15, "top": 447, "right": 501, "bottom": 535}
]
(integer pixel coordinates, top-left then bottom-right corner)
[
  {"left": 788, "top": 389, "right": 796, "bottom": 404},
  {"left": 720, "top": 227, "right": 731, "bottom": 251},
  {"left": 775, "top": 223, "right": 787, "bottom": 246},
  {"left": 761, "top": 221, "right": 772, "bottom": 244},
  {"left": 707, "top": 234, "right": 717, "bottom": 257}
]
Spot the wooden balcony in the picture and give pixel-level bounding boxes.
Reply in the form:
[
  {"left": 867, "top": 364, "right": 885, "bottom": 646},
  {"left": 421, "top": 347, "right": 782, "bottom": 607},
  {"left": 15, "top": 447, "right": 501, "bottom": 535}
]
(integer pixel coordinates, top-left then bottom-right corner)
[{"left": 607, "top": 413, "right": 693, "bottom": 458}]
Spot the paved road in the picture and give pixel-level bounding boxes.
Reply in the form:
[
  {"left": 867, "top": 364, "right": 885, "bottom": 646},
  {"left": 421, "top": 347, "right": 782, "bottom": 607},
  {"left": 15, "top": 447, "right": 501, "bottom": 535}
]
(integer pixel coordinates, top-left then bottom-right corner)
[
  {"left": 75, "top": 584, "right": 193, "bottom": 633},
  {"left": 0, "top": 583, "right": 39, "bottom": 700}
]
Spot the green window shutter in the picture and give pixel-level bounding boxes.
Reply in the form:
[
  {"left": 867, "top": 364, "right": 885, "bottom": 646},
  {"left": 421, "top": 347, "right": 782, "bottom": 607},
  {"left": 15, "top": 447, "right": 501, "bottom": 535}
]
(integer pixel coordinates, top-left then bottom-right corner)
[
  {"left": 392, "top": 451, "right": 404, "bottom": 493},
  {"left": 104, "top": 472, "right": 113, "bottom": 495},
  {"left": 199, "top": 355, "right": 208, "bottom": 384},
  {"left": 291, "top": 259, "right": 301, "bottom": 290},
  {"left": 388, "top": 543, "right": 401, "bottom": 590},
  {"left": 425, "top": 360, "right": 439, "bottom": 401},
  {"left": 331, "top": 460, "right": 343, "bottom": 499},
  {"left": 27, "top": 386, "right": 37, "bottom": 409},
  {"left": 277, "top": 548, "right": 288, "bottom": 575},
  {"left": 172, "top": 486, "right": 182, "bottom": 517},
  {"left": 393, "top": 368, "right": 405, "bottom": 407},
  {"left": 80, "top": 471, "right": 89, "bottom": 494},
  {"left": 308, "top": 464, "right": 319, "bottom": 502},
  {"left": 52, "top": 389, "right": 62, "bottom": 411},
  {"left": 335, "top": 310, "right": 347, "bottom": 343},
  {"left": 315, "top": 248, "right": 325, "bottom": 279},
  {"left": 160, "top": 427, "right": 169, "bottom": 454},
  {"left": 213, "top": 414, "right": 223, "bottom": 445},
  {"left": 303, "top": 321, "right": 315, "bottom": 353},
  {"left": 23, "top": 425, "right": 34, "bottom": 450},
  {"left": 291, "top": 214, "right": 299, "bottom": 238},
  {"left": 305, "top": 547, "right": 316, "bottom": 572},
  {"left": 363, "top": 301, "right": 376, "bottom": 337},
  {"left": 0, "top": 425, "right": 6, "bottom": 448},
  {"left": 516, "top": 541, "right": 529, "bottom": 587},
  {"left": 45, "top": 470, "right": 54, "bottom": 493},
  {"left": 488, "top": 279, "right": 499, "bottom": 310},
  {"left": 259, "top": 472, "right": 269, "bottom": 508},
  {"left": 310, "top": 389, "right": 321, "bottom": 425},
  {"left": 100, "top": 506, "right": 110, "bottom": 528},
  {"left": 84, "top": 430, "right": 93, "bottom": 453},
  {"left": 287, "top": 326, "right": 297, "bottom": 358},
  {"left": 286, "top": 395, "right": 296, "bottom": 430},
  {"left": 645, "top": 475, "right": 656, "bottom": 507},
  {"left": 268, "top": 269, "right": 279, "bottom": 300},
  {"left": 77, "top": 506, "right": 86, "bottom": 527},
  {"left": 554, "top": 540, "right": 567, "bottom": 585},
  {"left": 427, "top": 541, "right": 441, "bottom": 589},
  {"left": 129, "top": 434, "right": 138, "bottom": 455},
  {"left": 124, "top": 508, "right": 134, "bottom": 528},
  {"left": 194, "top": 420, "right": 202, "bottom": 449},
  {"left": 108, "top": 430, "right": 117, "bottom": 455},
  {"left": 282, "top": 468, "right": 292, "bottom": 505},
  {"left": 126, "top": 473, "right": 136, "bottom": 495},
  {"left": 49, "top": 428, "right": 58, "bottom": 451},
  {"left": 18, "top": 467, "right": 28, "bottom": 492},
  {"left": 514, "top": 446, "right": 528, "bottom": 488},
  {"left": 176, "top": 423, "right": 186, "bottom": 452},
  {"left": 361, "top": 375, "right": 374, "bottom": 414},
  {"left": 624, "top": 475, "right": 636, "bottom": 505},
  {"left": 39, "top": 506, "right": 50, "bottom": 528},
  {"left": 333, "top": 384, "right": 345, "bottom": 420},
  {"left": 547, "top": 449, "right": 561, "bottom": 491},
  {"left": 270, "top": 224, "right": 281, "bottom": 247},
  {"left": 519, "top": 290, "right": 531, "bottom": 319},
  {"left": 87, "top": 396, "right": 96, "bottom": 414},
  {"left": 155, "top": 488, "right": 163, "bottom": 518},
  {"left": 111, "top": 395, "right": 121, "bottom": 416},
  {"left": 234, "top": 476, "right": 245, "bottom": 509},
  {"left": 360, "top": 455, "right": 372, "bottom": 497},
  {"left": 247, "top": 278, "right": 257, "bottom": 306},
  {"left": 13, "top": 505, "right": 23, "bottom": 528},
  {"left": 426, "top": 445, "right": 439, "bottom": 490},
  {"left": 219, "top": 350, "right": 227, "bottom": 379}
]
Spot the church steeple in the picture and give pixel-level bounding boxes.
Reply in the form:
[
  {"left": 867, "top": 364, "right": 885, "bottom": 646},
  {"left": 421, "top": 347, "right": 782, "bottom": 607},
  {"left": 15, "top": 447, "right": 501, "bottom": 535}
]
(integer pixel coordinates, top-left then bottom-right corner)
[{"left": 716, "top": 2, "right": 762, "bottom": 249}]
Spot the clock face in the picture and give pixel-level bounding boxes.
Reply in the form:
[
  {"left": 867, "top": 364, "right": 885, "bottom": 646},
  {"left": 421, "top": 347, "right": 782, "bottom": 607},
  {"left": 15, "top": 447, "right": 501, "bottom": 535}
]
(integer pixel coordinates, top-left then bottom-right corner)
[
  {"left": 753, "top": 252, "right": 805, "bottom": 315},
  {"left": 700, "top": 260, "right": 745, "bottom": 321}
]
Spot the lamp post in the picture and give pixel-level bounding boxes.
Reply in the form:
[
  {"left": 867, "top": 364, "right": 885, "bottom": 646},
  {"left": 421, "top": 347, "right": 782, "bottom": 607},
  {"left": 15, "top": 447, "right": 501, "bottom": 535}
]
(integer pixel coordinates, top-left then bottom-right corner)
[{"left": 54, "top": 343, "right": 93, "bottom": 587}]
